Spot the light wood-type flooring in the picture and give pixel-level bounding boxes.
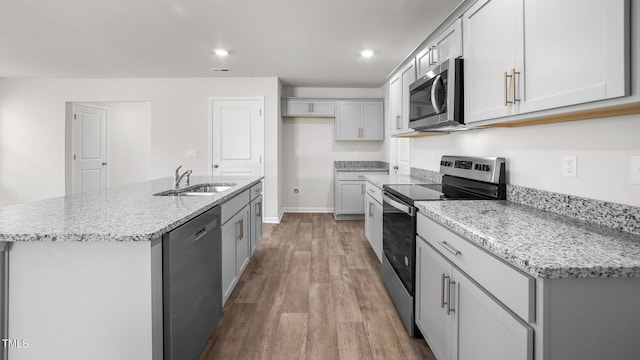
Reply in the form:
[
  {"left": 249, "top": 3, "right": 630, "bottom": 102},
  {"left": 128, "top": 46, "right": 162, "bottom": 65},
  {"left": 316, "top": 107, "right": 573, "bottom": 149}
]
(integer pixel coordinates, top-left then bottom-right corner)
[{"left": 200, "top": 213, "right": 436, "bottom": 360}]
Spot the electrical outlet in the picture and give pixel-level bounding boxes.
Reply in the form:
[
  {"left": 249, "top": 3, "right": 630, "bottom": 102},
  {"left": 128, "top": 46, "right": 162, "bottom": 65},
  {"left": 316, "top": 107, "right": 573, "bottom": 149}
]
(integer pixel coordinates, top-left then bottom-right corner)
[
  {"left": 631, "top": 156, "right": 640, "bottom": 185},
  {"left": 563, "top": 155, "right": 577, "bottom": 178}
]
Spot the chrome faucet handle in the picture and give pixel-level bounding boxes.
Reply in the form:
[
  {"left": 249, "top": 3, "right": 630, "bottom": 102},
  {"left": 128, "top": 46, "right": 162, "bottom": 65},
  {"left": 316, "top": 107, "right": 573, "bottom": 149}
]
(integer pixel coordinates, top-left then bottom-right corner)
[
  {"left": 174, "top": 165, "right": 182, "bottom": 179},
  {"left": 185, "top": 170, "right": 192, "bottom": 185}
]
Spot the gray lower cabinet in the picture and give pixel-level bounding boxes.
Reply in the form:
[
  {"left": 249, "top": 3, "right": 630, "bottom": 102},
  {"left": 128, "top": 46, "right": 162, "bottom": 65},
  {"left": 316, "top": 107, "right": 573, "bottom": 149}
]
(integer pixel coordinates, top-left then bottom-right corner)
[
  {"left": 416, "top": 235, "right": 533, "bottom": 360},
  {"left": 334, "top": 171, "right": 387, "bottom": 220},
  {"left": 221, "top": 190, "right": 251, "bottom": 305},
  {"left": 250, "top": 194, "right": 263, "bottom": 255},
  {"left": 364, "top": 182, "right": 383, "bottom": 263}
]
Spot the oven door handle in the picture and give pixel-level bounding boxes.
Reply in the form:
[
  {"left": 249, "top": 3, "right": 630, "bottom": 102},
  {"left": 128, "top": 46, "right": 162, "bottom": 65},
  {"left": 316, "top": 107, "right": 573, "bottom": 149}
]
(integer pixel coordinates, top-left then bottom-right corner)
[{"left": 383, "top": 194, "right": 415, "bottom": 217}]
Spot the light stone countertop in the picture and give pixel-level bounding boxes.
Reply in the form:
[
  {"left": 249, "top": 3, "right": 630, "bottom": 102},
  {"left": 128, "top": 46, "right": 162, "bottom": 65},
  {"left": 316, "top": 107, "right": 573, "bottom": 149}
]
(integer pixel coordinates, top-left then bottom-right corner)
[
  {"left": 416, "top": 200, "right": 640, "bottom": 279},
  {"left": 0, "top": 176, "right": 263, "bottom": 242},
  {"left": 334, "top": 161, "right": 389, "bottom": 172},
  {"left": 364, "top": 174, "right": 432, "bottom": 189}
]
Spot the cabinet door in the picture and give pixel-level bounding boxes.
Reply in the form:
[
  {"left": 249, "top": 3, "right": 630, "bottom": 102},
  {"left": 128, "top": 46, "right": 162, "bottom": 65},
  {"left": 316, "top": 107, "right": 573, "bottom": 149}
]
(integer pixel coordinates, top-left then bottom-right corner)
[
  {"left": 433, "top": 19, "right": 462, "bottom": 66},
  {"left": 361, "top": 101, "right": 384, "bottom": 140},
  {"left": 519, "top": 0, "right": 629, "bottom": 114},
  {"left": 454, "top": 268, "right": 533, "bottom": 360},
  {"left": 373, "top": 199, "right": 383, "bottom": 263},
  {"left": 335, "top": 101, "right": 362, "bottom": 140},
  {"left": 251, "top": 197, "right": 263, "bottom": 252},
  {"left": 284, "top": 99, "right": 335, "bottom": 116},
  {"left": 364, "top": 194, "right": 375, "bottom": 249},
  {"left": 221, "top": 219, "right": 238, "bottom": 304},
  {"left": 336, "top": 181, "right": 365, "bottom": 214},
  {"left": 389, "top": 74, "right": 403, "bottom": 135},
  {"left": 401, "top": 61, "right": 416, "bottom": 130},
  {"left": 235, "top": 206, "right": 250, "bottom": 276},
  {"left": 463, "top": 0, "right": 523, "bottom": 124},
  {"left": 416, "top": 238, "right": 453, "bottom": 360}
]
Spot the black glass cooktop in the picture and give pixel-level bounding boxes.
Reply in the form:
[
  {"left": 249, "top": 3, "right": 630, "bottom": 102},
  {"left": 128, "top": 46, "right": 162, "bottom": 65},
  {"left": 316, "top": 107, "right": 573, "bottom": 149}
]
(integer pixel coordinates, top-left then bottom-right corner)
[{"left": 383, "top": 183, "right": 491, "bottom": 204}]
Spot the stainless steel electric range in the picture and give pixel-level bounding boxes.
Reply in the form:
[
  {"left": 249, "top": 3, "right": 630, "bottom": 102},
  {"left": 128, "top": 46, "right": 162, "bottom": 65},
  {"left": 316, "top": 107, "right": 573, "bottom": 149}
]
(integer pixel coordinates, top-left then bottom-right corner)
[{"left": 382, "top": 155, "right": 506, "bottom": 337}]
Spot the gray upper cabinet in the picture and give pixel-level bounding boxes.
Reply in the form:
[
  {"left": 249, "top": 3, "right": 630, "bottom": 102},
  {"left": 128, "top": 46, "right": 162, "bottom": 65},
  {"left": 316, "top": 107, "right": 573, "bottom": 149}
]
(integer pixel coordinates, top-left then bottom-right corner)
[
  {"left": 282, "top": 98, "right": 335, "bottom": 117},
  {"left": 335, "top": 99, "right": 384, "bottom": 141},
  {"left": 463, "top": 0, "right": 629, "bottom": 125},
  {"left": 416, "top": 19, "right": 462, "bottom": 79},
  {"left": 389, "top": 61, "right": 416, "bottom": 136}
]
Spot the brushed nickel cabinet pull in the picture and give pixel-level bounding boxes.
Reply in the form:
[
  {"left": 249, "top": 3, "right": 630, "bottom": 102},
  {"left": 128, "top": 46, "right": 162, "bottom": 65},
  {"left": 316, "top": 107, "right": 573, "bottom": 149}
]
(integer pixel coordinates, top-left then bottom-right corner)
[
  {"left": 447, "top": 279, "right": 455, "bottom": 315},
  {"left": 396, "top": 115, "right": 402, "bottom": 130},
  {"left": 441, "top": 273, "right": 447, "bottom": 309},
  {"left": 431, "top": 45, "right": 437, "bottom": 65},
  {"left": 512, "top": 68, "right": 521, "bottom": 103},
  {"left": 437, "top": 240, "right": 461, "bottom": 256},
  {"left": 504, "top": 71, "right": 510, "bottom": 106},
  {"left": 239, "top": 218, "right": 244, "bottom": 240},
  {"left": 256, "top": 202, "right": 262, "bottom": 218},
  {"left": 369, "top": 202, "right": 374, "bottom": 217}
]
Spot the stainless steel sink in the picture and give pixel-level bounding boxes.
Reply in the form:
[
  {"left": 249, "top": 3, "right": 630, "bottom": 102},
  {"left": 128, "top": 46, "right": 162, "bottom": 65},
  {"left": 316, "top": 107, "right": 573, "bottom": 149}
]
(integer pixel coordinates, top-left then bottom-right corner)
[{"left": 154, "top": 183, "right": 235, "bottom": 196}]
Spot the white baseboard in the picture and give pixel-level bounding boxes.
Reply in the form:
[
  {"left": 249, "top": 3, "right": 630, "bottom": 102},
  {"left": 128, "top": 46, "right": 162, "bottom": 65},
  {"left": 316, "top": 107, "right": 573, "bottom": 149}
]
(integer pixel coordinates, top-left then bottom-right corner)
[
  {"left": 263, "top": 208, "right": 285, "bottom": 224},
  {"left": 282, "top": 207, "right": 333, "bottom": 213},
  {"left": 263, "top": 208, "right": 335, "bottom": 223}
]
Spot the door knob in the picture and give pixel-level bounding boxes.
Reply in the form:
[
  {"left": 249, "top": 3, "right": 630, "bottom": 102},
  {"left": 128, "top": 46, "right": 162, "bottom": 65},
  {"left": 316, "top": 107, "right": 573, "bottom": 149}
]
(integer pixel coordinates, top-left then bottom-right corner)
[
  {"left": 213, "top": 164, "right": 219, "bottom": 168},
  {"left": 101, "top": 162, "right": 108, "bottom": 166}
]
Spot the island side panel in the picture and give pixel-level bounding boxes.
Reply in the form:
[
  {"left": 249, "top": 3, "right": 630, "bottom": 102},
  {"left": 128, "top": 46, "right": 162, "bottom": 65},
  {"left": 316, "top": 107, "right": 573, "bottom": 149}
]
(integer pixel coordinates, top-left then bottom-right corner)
[{"left": 8, "top": 240, "right": 156, "bottom": 360}]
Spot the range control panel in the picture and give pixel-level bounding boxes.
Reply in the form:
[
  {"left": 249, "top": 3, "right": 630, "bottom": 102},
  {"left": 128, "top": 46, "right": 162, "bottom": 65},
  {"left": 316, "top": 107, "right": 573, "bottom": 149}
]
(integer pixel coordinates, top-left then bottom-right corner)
[{"left": 440, "top": 156, "right": 505, "bottom": 184}]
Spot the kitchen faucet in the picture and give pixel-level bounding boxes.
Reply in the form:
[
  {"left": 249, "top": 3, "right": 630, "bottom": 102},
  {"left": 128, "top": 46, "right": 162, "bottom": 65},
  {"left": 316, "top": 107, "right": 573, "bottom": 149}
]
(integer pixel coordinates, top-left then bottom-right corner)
[{"left": 174, "top": 165, "right": 192, "bottom": 189}]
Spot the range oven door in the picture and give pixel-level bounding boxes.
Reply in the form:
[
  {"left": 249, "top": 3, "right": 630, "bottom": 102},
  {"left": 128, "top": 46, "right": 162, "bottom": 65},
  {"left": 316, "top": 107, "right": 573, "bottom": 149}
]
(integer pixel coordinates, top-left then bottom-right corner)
[{"left": 382, "top": 192, "right": 416, "bottom": 295}]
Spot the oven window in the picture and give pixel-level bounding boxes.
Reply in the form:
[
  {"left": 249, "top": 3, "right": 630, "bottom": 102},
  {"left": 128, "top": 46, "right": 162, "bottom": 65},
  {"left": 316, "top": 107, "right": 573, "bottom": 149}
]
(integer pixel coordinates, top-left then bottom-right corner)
[{"left": 382, "top": 200, "right": 415, "bottom": 295}]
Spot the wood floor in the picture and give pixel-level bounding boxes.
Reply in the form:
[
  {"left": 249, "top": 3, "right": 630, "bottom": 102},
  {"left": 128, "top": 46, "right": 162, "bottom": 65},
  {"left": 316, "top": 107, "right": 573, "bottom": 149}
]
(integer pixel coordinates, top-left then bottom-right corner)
[{"left": 200, "top": 213, "right": 436, "bottom": 360}]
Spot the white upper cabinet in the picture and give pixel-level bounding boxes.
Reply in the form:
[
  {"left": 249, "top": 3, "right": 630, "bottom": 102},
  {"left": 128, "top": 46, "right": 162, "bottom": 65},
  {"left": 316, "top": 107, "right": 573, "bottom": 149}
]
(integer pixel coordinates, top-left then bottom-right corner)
[
  {"left": 389, "top": 60, "right": 416, "bottom": 136},
  {"left": 463, "top": 0, "right": 523, "bottom": 123},
  {"left": 282, "top": 99, "right": 335, "bottom": 117},
  {"left": 464, "top": 0, "right": 629, "bottom": 124},
  {"left": 335, "top": 100, "right": 384, "bottom": 141},
  {"left": 518, "top": 0, "right": 629, "bottom": 114},
  {"left": 416, "top": 19, "right": 463, "bottom": 79}
]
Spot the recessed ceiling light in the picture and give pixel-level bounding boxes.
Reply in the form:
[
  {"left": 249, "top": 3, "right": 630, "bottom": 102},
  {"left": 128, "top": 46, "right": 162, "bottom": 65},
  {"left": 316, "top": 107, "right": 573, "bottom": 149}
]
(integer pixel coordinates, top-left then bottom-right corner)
[
  {"left": 360, "top": 50, "right": 374, "bottom": 58},
  {"left": 214, "top": 49, "right": 229, "bottom": 57}
]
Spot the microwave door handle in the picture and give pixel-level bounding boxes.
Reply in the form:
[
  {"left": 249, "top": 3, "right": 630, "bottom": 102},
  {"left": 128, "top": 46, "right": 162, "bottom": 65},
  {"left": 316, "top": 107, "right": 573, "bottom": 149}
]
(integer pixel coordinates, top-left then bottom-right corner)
[
  {"left": 431, "top": 74, "right": 443, "bottom": 114},
  {"left": 383, "top": 194, "right": 415, "bottom": 217}
]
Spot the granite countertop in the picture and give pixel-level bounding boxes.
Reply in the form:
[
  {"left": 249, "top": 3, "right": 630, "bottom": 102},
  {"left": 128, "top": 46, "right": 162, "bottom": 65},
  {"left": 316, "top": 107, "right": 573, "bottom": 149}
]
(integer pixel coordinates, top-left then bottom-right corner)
[
  {"left": 416, "top": 200, "right": 640, "bottom": 279},
  {"left": 334, "top": 161, "right": 389, "bottom": 172},
  {"left": 0, "top": 176, "right": 263, "bottom": 242},
  {"left": 364, "top": 174, "right": 433, "bottom": 189}
]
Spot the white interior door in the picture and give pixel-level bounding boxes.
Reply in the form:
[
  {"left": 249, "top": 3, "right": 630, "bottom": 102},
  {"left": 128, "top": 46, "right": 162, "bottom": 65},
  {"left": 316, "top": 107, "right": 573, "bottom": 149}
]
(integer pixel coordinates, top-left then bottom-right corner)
[
  {"left": 72, "top": 104, "right": 107, "bottom": 194},
  {"left": 211, "top": 99, "right": 264, "bottom": 177},
  {"left": 390, "top": 137, "right": 411, "bottom": 175}
]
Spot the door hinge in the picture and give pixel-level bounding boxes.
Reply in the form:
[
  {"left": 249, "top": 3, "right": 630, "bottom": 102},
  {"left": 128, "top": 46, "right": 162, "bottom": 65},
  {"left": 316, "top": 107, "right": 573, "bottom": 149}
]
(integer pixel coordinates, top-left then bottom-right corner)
[
  {"left": 260, "top": 156, "right": 262, "bottom": 164},
  {"left": 259, "top": 108, "right": 262, "bottom": 116},
  {"left": 74, "top": 114, "right": 77, "bottom": 119},
  {"left": 73, "top": 154, "right": 76, "bottom": 160}
]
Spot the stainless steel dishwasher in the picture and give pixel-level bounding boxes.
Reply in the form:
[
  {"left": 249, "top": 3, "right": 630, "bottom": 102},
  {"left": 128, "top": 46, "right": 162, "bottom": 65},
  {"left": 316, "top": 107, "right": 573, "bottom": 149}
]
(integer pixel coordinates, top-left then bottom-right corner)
[{"left": 163, "top": 206, "right": 222, "bottom": 360}]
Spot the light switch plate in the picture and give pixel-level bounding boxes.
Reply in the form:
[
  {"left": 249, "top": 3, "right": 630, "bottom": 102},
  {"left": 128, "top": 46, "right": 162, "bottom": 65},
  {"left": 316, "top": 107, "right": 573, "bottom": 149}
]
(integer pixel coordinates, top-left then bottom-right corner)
[{"left": 631, "top": 156, "right": 640, "bottom": 185}]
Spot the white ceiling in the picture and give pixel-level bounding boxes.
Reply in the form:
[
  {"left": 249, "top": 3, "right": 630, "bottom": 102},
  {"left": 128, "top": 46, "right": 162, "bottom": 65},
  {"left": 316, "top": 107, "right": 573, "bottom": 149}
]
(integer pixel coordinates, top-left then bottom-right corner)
[{"left": 0, "top": 0, "right": 460, "bottom": 87}]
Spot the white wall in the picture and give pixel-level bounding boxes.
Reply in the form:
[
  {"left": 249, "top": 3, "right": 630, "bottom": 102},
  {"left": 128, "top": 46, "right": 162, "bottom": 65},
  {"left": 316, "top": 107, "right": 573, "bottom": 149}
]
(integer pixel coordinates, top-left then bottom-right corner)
[
  {"left": 281, "top": 87, "right": 386, "bottom": 211},
  {"left": 103, "top": 102, "right": 152, "bottom": 188},
  {"left": 0, "top": 77, "right": 283, "bottom": 220},
  {"left": 411, "top": 114, "right": 640, "bottom": 207}
]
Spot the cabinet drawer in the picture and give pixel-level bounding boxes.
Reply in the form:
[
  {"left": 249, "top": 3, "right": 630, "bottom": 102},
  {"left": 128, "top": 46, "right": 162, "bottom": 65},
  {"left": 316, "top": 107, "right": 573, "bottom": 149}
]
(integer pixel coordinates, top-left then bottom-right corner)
[
  {"left": 250, "top": 181, "right": 262, "bottom": 201},
  {"left": 365, "top": 182, "right": 383, "bottom": 204},
  {"left": 336, "top": 171, "right": 387, "bottom": 181},
  {"left": 417, "top": 213, "right": 535, "bottom": 323},
  {"left": 222, "top": 189, "right": 250, "bottom": 225}
]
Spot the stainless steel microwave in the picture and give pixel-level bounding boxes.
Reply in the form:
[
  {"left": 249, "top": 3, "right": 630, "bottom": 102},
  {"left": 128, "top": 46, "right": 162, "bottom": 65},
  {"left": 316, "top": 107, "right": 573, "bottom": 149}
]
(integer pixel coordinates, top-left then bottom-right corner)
[{"left": 408, "top": 58, "right": 463, "bottom": 131}]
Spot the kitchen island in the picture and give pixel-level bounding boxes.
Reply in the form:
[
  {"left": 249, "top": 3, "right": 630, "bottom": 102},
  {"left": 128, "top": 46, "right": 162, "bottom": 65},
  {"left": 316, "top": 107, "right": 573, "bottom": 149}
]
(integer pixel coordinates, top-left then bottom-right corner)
[{"left": 0, "top": 176, "right": 263, "bottom": 360}]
